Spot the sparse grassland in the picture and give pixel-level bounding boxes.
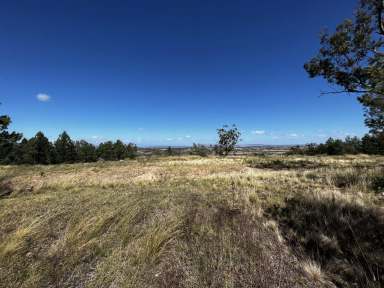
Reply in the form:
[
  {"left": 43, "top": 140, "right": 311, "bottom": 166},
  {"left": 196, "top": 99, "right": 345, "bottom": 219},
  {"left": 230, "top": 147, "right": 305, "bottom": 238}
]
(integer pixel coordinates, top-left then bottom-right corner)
[{"left": 0, "top": 155, "right": 383, "bottom": 288}]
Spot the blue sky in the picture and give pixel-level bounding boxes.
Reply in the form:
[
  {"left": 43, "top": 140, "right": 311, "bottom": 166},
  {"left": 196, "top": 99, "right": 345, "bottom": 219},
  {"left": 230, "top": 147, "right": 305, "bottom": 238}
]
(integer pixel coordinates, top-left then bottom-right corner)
[{"left": 0, "top": 0, "right": 366, "bottom": 146}]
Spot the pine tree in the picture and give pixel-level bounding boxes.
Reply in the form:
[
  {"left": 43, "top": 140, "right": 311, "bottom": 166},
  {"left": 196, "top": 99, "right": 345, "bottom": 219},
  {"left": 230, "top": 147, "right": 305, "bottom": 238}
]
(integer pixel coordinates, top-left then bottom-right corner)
[
  {"left": 0, "top": 115, "right": 22, "bottom": 164},
  {"left": 75, "top": 140, "right": 97, "bottom": 162},
  {"left": 97, "top": 141, "right": 116, "bottom": 161},
  {"left": 26, "top": 132, "right": 52, "bottom": 164},
  {"left": 54, "top": 131, "right": 77, "bottom": 163},
  {"left": 126, "top": 143, "right": 138, "bottom": 159},
  {"left": 114, "top": 140, "right": 127, "bottom": 160}
]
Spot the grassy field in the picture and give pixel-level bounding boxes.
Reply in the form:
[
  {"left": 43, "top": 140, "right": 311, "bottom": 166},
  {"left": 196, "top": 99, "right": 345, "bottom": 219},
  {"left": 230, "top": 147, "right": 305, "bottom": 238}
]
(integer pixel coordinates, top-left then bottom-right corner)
[{"left": 0, "top": 155, "right": 383, "bottom": 288}]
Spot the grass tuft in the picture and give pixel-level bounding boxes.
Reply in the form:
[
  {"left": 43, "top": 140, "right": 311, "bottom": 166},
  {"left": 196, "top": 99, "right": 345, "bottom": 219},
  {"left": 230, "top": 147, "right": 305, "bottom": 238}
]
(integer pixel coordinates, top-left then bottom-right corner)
[{"left": 0, "top": 155, "right": 383, "bottom": 287}]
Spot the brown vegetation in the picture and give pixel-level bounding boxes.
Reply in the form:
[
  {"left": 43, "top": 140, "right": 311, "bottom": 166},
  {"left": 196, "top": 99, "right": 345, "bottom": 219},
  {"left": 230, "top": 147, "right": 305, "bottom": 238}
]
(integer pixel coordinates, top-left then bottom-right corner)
[{"left": 0, "top": 155, "right": 383, "bottom": 287}]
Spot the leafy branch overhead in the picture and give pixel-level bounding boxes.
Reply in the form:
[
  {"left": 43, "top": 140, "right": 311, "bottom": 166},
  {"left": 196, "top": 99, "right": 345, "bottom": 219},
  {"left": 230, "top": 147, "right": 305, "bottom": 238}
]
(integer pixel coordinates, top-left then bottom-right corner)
[{"left": 305, "top": 0, "right": 384, "bottom": 134}]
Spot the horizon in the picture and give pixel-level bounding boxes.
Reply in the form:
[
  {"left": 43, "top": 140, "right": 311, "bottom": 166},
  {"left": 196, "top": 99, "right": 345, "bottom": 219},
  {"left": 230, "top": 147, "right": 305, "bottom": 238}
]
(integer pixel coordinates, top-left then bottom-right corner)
[{"left": 1, "top": 0, "right": 366, "bottom": 146}]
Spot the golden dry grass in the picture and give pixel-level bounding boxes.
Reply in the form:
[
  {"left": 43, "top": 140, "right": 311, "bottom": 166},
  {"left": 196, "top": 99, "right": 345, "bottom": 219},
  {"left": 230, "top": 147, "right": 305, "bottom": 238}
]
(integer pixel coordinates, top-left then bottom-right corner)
[{"left": 0, "top": 155, "right": 383, "bottom": 287}]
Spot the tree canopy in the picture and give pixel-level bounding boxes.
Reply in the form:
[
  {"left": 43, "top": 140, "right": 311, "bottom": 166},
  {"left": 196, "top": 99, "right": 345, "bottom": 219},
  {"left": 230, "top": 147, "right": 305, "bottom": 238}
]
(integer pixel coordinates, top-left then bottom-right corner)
[
  {"left": 0, "top": 114, "right": 22, "bottom": 164},
  {"left": 305, "top": 0, "right": 384, "bottom": 134},
  {"left": 215, "top": 125, "right": 241, "bottom": 156}
]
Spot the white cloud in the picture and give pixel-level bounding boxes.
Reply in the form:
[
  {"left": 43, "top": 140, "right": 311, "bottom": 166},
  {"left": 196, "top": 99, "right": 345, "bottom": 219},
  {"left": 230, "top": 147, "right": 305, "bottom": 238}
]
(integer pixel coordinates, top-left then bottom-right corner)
[
  {"left": 166, "top": 138, "right": 173, "bottom": 141},
  {"left": 185, "top": 135, "right": 191, "bottom": 138},
  {"left": 251, "top": 130, "right": 265, "bottom": 135},
  {"left": 288, "top": 133, "right": 299, "bottom": 137},
  {"left": 36, "top": 93, "right": 51, "bottom": 102}
]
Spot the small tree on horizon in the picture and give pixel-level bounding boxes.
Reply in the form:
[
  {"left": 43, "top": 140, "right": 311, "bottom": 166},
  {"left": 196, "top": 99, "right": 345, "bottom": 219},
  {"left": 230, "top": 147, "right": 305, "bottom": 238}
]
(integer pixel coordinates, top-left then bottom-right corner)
[
  {"left": 166, "top": 146, "right": 173, "bottom": 156},
  {"left": 215, "top": 125, "right": 241, "bottom": 156},
  {"left": 191, "top": 143, "right": 210, "bottom": 157}
]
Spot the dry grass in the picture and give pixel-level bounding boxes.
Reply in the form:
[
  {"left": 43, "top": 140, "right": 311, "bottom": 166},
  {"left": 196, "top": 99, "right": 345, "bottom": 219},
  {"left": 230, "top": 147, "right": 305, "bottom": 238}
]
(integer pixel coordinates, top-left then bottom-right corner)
[{"left": 0, "top": 155, "right": 383, "bottom": 287}]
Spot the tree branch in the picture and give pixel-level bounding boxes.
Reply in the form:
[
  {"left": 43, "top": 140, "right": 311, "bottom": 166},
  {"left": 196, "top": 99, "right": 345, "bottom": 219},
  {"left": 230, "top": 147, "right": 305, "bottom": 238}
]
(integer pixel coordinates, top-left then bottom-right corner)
[{"left": 320, "top": 90, "right": 369, "bottom": 95}]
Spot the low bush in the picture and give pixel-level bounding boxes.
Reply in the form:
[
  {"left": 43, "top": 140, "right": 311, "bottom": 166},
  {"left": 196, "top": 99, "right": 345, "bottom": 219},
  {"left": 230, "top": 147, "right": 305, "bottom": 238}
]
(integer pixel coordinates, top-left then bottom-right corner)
[
  {"left": 246, "top": 158, "right": 324, "bottom": 170},
  {"left": 190, "top": 143, "right": 210, "bottom": 157}
]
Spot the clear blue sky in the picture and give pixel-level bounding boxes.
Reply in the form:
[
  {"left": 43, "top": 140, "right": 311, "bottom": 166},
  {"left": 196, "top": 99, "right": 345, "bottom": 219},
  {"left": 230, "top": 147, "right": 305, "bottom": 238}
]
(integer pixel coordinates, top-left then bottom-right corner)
[{"left": 1, "top": 0, "right": 366, "bottom": 146}]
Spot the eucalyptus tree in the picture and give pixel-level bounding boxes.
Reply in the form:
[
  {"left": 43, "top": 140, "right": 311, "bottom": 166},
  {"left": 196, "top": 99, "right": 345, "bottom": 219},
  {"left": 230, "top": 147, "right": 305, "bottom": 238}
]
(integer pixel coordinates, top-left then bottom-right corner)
[{"left": 305, "top": 0, "right": 384, "bottom": 134}]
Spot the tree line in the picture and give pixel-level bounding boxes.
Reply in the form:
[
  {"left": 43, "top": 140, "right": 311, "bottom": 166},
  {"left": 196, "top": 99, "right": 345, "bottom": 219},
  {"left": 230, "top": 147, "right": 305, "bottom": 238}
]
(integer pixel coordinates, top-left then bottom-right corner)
[
  {"left": 0, "top": 117, "right": 244, "bottom": 164},
  {"left": 0, "top": 117, "right": 137, "bottom": 165},
  {"left": 290, "top": 134, "right": 384, "bottom": 156}
]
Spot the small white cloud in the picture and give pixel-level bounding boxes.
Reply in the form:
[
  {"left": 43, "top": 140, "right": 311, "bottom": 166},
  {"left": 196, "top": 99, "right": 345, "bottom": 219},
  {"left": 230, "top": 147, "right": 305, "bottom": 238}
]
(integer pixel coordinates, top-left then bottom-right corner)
[
  {"left": 36, "top": 93, "right": 51, "bottom": 102},
  {"left": 251, "top": 130, "right": 265, "bottom": 135},
  {"left": 166, "top": 138, "right": 173, "bottom": 141},
  {"left": 289, "top": 133, "right": 299, "bottom": 137},
  {"left": 185, "top": 135, "right": 191, "bottom": 138}
]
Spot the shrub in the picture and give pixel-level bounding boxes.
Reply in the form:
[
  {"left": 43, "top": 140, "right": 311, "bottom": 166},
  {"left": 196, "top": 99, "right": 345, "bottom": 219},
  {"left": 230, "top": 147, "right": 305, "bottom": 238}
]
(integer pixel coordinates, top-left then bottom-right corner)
[
  {"left": 126, "top": 143, "right": 138, "bottom": 159},
  {"left": 190, "top": 143, "right": 210, "bottom": 157}
]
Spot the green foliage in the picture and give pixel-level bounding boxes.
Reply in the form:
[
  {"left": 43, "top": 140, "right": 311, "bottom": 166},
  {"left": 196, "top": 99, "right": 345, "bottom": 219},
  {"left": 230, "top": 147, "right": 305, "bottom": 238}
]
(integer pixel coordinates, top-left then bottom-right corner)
[
  {"left": 215, "top": 125, "right": 241, "bottom": 156},
  {"left": 126, "top": 143, "right": 138, "bottom": 159},
  {"left": 97, "top": 140, "right": 137, "bottom": 161},
  {"left": 290, "top": 135, "right": 378, "bottom": 155},
  {"left": 361, "top": 132, "right": 384, "bottom": 154},
  {"left": 343, "top": 136, "right": 363, "bottom": 154},
  {"left": 76, "top": 140, "right": 97, "bottom": 162},
  {"left": 0, "top": 115, "right": 11, "bottom": 130},
  {"left": 190, "top": 143, "right": 210, "bottom": 157},
  {"left": 22, "top": 132, "right": 52, "bottom": 164},
  {"left": 305, "top": 0, "right": 384, "bottom": 135},
  {"left": 113, "top": 140, "right": 126, "bottom": 160},
  {"left": 97, "top": 141, "right": 116, "bottom": 161},
  {"left": 0, "top": 109, "right": 138, "bottom": 165},
  {"left": 0, "top": 115, "right": 22, "bottom": 164},
  {"left": 324, "top": 138, "right": 345, "bottom": 155},
  {"left": 54, "top": 131, "right": 77, "bottom": 163}
]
